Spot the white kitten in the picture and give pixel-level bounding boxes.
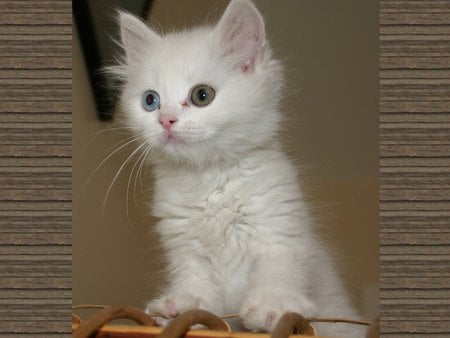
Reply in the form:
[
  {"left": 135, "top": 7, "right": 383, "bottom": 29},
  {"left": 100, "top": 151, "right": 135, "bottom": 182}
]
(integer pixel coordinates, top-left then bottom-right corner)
[{"left": 112, "top": 0, "right": 365, "bottom": 336}]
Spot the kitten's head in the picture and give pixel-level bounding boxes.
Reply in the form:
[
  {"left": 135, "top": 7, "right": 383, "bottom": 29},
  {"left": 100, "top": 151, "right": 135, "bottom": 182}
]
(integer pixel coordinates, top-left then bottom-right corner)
[{"left": 114, "top": 0, "right": 283, "bottom": 167}]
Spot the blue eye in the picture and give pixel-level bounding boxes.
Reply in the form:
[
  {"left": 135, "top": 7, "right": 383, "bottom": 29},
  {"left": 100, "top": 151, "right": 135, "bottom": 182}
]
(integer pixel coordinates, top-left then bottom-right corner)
[{"left": 141, "top": 90, "right": 160, "bottom": 111}]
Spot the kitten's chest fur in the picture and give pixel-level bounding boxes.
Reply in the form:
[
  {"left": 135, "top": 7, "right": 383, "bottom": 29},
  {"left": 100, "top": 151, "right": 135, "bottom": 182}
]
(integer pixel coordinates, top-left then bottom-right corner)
[
  {"left": 152, "top": 152, "right": 290, "bottom": 299},
  {"left": 151, "top": 149, "right": 305, "bottom": 311},
  {"left": 154, "top": 160, "right": 258, "bottom": 259}
]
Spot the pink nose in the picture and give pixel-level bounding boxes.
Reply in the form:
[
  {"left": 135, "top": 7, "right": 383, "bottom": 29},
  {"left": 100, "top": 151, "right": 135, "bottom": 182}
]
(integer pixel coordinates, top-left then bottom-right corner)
[{"left": 159, "top": 116, "right": 178, "bottom": 130}]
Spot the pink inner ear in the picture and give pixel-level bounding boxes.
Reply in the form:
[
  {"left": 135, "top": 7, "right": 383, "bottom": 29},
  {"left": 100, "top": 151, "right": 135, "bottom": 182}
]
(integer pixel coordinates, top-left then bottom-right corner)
[
  {"left": 238, "top": 32, "right": 260, "bottom": 73},
  {"left": 241, "top": 59, "right": 255, "bottom": 73},
  {"left": 225, "top": 20, "right": 261, "bottom": 73},
  {"left": 216, "top": 1, "right": 266, "bottom": 73}
]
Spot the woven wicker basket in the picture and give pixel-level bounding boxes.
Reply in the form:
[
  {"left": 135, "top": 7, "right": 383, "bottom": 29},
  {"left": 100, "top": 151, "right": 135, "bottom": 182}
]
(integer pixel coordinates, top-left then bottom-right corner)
[{"left": 72, "top": 306, "right": 378, "bottom": 338}]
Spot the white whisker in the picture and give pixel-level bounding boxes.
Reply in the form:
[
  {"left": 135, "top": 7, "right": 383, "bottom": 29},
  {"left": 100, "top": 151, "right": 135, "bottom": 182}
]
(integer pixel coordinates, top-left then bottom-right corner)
[
  {"left": 75, "top": 134, "right": 144, "bottom": 215},
  {"left": 101, "top": 138, "right": 150, "bottom": 220},
  {"left": 135, "top": 145, "right": 152, "bottom": 206},
  {"left": 126, "top": 141, "right": 151, "bottom": 224},
  {"left": 98, "top": 134, "right": 139, "bottom": 159},
  {"left": 77, "top": 122, "right": 136, "bottom": 155}
]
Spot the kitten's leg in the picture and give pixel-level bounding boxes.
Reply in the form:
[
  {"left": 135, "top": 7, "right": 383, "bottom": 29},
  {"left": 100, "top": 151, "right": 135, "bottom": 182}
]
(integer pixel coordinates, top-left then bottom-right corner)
[
  {"left": 145, "top": 257, "right": 223, "bottom": 324},
  {"left": 240, "top": 250, "right": 318, "bottom": 332}
]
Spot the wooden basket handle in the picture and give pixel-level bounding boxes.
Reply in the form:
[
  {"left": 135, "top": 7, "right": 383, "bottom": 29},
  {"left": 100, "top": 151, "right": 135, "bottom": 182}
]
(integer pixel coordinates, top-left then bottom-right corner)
[
  {"left": 156, "top": 309, "right": 230, "bottom": 338},
  {"left": 72, "top": 306, "right": 156, "bottom": 338},
  {"left": 272, "top": 312, "right": 317, "bottom": 338}
]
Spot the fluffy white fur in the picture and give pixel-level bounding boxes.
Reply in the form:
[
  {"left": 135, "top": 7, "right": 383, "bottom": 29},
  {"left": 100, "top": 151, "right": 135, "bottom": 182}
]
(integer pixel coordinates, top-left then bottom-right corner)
[{"left": 113, "top": 0, "right": 365, "bottom": 336}]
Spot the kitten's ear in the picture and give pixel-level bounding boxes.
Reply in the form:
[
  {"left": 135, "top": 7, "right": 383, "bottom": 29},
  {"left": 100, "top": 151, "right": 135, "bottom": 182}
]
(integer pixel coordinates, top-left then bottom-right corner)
[
  {"left": 118, "top": 11, "right": 160, "bottom": 64},
  {"left": 214, "top": 0, "right": 266, "bottom": 73}
]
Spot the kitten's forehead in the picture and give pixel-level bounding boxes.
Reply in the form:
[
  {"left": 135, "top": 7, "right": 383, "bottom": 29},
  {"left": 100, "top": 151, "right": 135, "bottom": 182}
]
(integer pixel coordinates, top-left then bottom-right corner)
[
  {"left": 151, "top": 29, "right": 213, "bottom": 73},
  {"left": 136, "top": 27, "right": 219, "bottom": 96}
]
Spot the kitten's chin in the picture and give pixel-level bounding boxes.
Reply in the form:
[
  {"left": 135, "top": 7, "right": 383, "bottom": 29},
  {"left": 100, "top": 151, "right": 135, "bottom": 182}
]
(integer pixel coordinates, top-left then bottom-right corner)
[
  {"left": 153, "top": 131, "right": 254, "bottom": 168},
  {"left": 155, "top": 134, "right": 194, "bottom": 162},
  {"left": 158, "top": 131, "right": 199, "bottom": 154},
  {"left": 153, "top": 138, "right": 222, "bottom": 168},
  {"left": 161, "top": 133, "right": 183, "bottom": 146}
]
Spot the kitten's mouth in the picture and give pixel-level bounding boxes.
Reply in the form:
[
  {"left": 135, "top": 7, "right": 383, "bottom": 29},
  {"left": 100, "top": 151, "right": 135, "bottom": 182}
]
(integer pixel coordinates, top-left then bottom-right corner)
[{"left": 162, "top": 132, "right": 181, "bottom": 145}]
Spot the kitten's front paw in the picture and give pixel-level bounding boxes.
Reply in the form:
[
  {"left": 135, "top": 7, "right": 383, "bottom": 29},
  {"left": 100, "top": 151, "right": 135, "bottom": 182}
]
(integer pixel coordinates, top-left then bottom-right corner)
[
  {"left": 145, "top": 294, "right": 200, "bottom": 326},
  {"left": 240, "top": 291, "right": 318, "bottom": 332}
]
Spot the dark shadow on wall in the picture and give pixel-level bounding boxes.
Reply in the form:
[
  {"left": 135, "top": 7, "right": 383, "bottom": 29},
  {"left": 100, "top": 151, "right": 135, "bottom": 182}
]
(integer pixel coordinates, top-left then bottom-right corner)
[{"left": 73, "top": 0, "right": 154, "bottom": 121}]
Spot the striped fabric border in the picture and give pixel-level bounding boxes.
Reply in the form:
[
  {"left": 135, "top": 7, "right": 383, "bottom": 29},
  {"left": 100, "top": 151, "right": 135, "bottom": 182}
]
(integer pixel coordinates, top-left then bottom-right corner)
[
  {"left": 380, "top": 0, "right": 450, "bottom": 336},
  {"left": 0, "top": 0, "right": 71, "bottom": 336}
]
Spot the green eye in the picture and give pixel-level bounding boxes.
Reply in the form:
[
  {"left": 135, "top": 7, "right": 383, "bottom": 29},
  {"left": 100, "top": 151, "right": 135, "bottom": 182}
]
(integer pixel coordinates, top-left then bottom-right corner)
[{"left": 190, "top": 84, "right": 215, "bottom": 107}]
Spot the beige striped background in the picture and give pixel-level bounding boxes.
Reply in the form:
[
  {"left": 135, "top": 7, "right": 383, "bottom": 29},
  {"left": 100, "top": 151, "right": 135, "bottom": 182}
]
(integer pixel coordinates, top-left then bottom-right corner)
[
  {"left": 379, "top": 0, "right": 450, "bottom": 337},
  {"left": 0, "top": 0, "right": 71, "bottom": 337},
  {"left": 1, "top": 0, "right": 449, "bottom": 337}
]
